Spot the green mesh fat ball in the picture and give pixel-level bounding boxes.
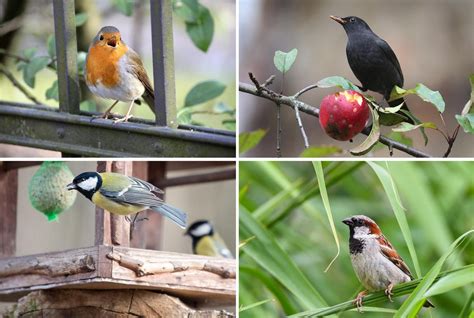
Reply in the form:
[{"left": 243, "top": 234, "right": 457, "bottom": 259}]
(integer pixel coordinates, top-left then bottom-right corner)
[{"left": 28, "top": 161, "right": 77, "bottom": 221}]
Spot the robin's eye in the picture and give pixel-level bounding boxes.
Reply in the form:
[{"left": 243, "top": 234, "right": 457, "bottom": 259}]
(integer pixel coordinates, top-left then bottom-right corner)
[
  {"left": 99, "top": 35, "right": 104, "bottom": 41},
  {"left": 350, "top": 17, "right": 355, "bottom": 22}
]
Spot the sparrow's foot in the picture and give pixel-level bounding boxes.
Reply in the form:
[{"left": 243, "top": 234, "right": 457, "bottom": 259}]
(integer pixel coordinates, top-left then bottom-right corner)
[
  {"left": 354, "top": 290, "right": 367, "bottom": 313},
  {"left": 385, "top": 282, "right": 394, "bottom": 302},
  {"left": 113, "top": 114, "right": 133, "bottom": 123}
]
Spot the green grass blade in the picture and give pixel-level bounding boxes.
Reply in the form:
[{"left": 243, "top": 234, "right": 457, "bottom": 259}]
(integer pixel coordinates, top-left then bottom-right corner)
[
  {"left": 424, "top": 265, "right": 474, "bottom": 297},
  {"left": 367, "top": 161, "right": 421, "bottom": 278},
  {"left": 458, "top": 291, "right": 473, "bottom": 318},
  {"left": 395, "top": 230, "right": 474, "bottom": 317},
  {"left": 240, "top": 206, "right": 329, "bottom": 310},
  {"left": 239, "top": 298, "right": 274, "bottom": 312},
  {"left": 312, "top": 161, "right": 340, "bottom": 272}
]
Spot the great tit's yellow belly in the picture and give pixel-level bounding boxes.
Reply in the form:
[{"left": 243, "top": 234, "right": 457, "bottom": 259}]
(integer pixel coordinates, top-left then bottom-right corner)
[
  {"left": 92, "top": 192, "right": 146, "bottom": 215},
  {"left": 195, "top": 236, "right": 220, "bottom": 257}
]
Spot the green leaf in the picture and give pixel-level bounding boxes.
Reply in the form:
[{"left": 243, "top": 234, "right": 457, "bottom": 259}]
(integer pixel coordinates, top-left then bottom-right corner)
[
  {"left": 392, "top": 121, "right": 437, "bottom": 132},
  {"left": 77, "top": 51, "right": 87, "bottom": 74},
  {"left": 23, "top": 56, "right": 50, "bottom": 88},
  {"left": 80, "top": 99, "right": 96, "bottom": 111},
  {"left": 367, "top": 162, "right": 422, "bottom": 278},
  {"left": 316, "top": 76, "right": 362, "bottom": 92},
  {"left": 23, "top": 48, "right": 37, "bottom": 59},
  {"left": 455, "top": 113, "right": 474, "bottom": 133},
  {"left": 387, "top": 132, "right": 413, "bottom": 147},
  {"left": 273, "top": 49, "right": 298, "bottom": 74},
  {"left": 185, "top": 4, "right": 214, "bottom": 52},
  {"left": 389, "top": 84, "right": 445, "bottom": 113},
  {"left": 177, "top": 108, "right": 193, "bottom": 124},
  {"left": 350, "top": 106, "right": 380, "bottom": 156},
  {"left": 299, "top": 146, "right": 342, "bottom": 157},
  {"left": 424, "top": 265, "right": 474, "bottom": 297},
  {"left": 222, "top": 119, "right": 236, "bottom": 131},
  {"left": 113, "top": 0, "right": 134, "bottom": 16},
  {"left": 173, "top": 0, "right": 199, "bottom": 22},
  {"left": 239, "top": 298, "right": 274, "bottom": 312},
  {"left": 312, "top": 162, "right": 340, "bottom": 272},
  {"left": 240, "top": 207, "right": 328, "bottom": 309},
  {"left": 213, "top": 102, "right": 234, "bottom": 114},
  {"left": 239, "top": 129, "right": 267, "bottom": 154},
  {"left": 184, "top": 80, "right": 226, "bottom": 107},
  {"left": 45, "top": 80, "right": 59, "bottom": 101},
  {"left": 75, "top": 13, "right": 88, "bottom": 27},
  {"left": 47, "top": 35, "right": 56, "bottom": 59},
  {"left": 395, "top": 230, "right": 474, "bottom": 316}
]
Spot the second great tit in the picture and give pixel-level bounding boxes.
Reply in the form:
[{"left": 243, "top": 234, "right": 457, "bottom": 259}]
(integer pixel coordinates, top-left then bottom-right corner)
[
  {"left": 185, "top": 220, "right": 233, "bottom": 258},
  {"left": 66, "top": 171, "right": 187, "bottom": 228}
]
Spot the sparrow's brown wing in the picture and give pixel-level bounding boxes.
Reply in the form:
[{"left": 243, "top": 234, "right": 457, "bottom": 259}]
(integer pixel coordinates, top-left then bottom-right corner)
[{"left": 377, "top": 235, "right": 413, "bottom": 279}]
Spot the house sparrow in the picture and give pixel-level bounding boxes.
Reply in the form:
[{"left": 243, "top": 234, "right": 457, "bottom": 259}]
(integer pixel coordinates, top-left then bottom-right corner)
[{"left": 342, "top": 215, "right": 434, "bottom": 311}]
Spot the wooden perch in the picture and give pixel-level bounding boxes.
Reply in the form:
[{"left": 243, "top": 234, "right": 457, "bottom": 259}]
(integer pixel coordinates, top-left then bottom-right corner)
[{"left": 107, "top": 251, "right": 236, "bottom": 278}]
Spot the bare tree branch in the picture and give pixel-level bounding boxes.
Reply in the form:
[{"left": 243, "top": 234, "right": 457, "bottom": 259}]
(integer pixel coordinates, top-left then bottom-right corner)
[{"left": 0, "top": 64, "right": 41, "bottom": 104}]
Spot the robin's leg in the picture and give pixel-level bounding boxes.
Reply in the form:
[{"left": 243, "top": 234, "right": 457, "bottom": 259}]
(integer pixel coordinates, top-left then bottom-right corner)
[
  {"left": 385, "top": 282, "right": 394, "bottom": 302},
  {"left": 92, "top": 100, "right": 120, "bottom": 120},
  {"left": 114, "top": 100, "right": 135, "bottom": 123},
  {"left": 354, "top": 290, "right": 367, "bottom": 313}
]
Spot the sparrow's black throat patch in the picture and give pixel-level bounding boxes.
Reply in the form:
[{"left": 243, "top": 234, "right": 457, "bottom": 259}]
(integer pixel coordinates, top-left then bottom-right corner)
[{"left": 349, "top": 227, "right": 365, "bottom": 254}]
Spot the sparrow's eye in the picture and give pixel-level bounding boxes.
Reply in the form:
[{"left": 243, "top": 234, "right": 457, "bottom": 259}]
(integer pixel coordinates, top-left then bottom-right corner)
[{"left": 350, "top": 17, "right": 355, "bottom": 22}]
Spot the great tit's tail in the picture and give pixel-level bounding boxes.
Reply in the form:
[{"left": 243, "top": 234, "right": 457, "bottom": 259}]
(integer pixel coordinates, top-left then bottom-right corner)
[{"left": 151, "top": 204, "right": 187, "bottom": 229}]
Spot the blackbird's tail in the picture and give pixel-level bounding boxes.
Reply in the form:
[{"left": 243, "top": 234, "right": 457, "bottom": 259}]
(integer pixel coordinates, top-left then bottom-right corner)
[{"left": 389, "top": 98, "right": 415, "bottom": 124}]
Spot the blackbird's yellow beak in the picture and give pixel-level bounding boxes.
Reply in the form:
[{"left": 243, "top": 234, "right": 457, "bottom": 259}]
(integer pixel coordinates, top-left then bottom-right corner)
[{"left": 330, "top": 15, "right": 347, "bottom": 25}]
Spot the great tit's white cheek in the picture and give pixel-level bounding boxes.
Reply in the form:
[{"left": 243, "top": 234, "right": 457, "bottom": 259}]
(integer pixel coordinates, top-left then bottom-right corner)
[
  {"left": 190, "top": 223, "right": 212, "bottom": 237},
  {"left": 77, "top": 176, "right": 98, "bottom": 191}
]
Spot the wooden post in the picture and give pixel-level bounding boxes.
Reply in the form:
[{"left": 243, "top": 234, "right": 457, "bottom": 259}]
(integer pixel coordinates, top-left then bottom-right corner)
[
  {"left": 110, "top": 161, "right": 131, "bottom": 247},
  {"left": 0, "top": 168, "right": 18, "bottom": 256},
  {"left": 145, "top": 162, "right": 166, "bottom": 250},
  {"left": 130, "top": 162, "right": 149, "bottom": 249}
]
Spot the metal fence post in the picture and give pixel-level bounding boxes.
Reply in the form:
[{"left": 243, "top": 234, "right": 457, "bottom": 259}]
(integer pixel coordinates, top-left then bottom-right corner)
[
  {"left": 150, "top": 0, "right": 177, "bottom": 127},
  {"left": 53, "top": 0, "right": 80, "bottom": 114}
]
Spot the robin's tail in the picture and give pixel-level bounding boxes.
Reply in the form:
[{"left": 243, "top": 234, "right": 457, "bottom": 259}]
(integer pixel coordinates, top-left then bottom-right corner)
[{"left": 142, "top": 86, "right": 155, "bottom": 114}]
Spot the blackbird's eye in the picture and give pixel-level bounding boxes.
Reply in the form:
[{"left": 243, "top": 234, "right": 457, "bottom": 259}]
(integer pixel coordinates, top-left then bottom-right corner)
[
  {"left": 99, "top": 35, "right": 104, "bottom": 41},
  {"left": 350, "top": 17, "right": 355, "bottom": 22}
]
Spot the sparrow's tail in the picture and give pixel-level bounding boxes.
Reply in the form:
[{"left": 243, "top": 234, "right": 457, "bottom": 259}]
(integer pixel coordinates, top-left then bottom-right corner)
[{"left": 150, "top": 204, "right": 187, "bottom": 229}]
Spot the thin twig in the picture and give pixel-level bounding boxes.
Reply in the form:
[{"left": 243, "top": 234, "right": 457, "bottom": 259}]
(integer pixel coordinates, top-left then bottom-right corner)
[
  {"left": 443, "top": 124, "right": 461, "bottom": 158},
  {"left": 294, "top": 83, "right": 319, "bottom": 99},
  {"left": 262, "top": 75, "right": 275, "bottom": 88},
  {"left": 0, "top": 64, "right": 41, "bottom": 104},
  {"left": 240, "top": 82, "right": 432, "bottom": 158},
  {"left": 277, "top": 103, "right": 282, "bottom": 157},
  {"left": 294, "top": 101, "right": 309, "bottom": 148}
]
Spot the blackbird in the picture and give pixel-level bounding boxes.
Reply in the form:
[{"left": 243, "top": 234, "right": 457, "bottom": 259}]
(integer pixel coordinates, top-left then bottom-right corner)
[{"left": 331, "top": 15, "right": 414, "bottom": 124}]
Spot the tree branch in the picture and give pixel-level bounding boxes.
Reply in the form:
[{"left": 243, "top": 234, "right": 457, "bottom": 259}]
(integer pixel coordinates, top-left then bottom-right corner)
[
  {"left": 0, "top": 64, "right": 42, "bottom": 104},
  {"left": 240, "top": 82, "right": 432, "bottom": 158}
]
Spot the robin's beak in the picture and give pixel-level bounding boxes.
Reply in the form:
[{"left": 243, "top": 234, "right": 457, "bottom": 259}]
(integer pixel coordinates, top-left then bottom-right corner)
[
  {"left": 66, "top": 183, "right": 76, "bottom": 190},
  {"left": 330, "top": 15, "right": 346, "bottom": 25},
  {"left": 342, "top": 217, "right": 353, "bottom": 226},
  {"left": 107, "top": 36, "right": 117, "bottom": 47}
]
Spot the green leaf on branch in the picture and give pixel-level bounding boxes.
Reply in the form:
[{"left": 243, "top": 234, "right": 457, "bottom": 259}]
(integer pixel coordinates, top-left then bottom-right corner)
[
  {"left": 316, "top": 76, "right": 362, "bottom": 92},
  {"left": 213, "top": 102, "right": 235, "bottom": 114},
  {"left": 392, "top": 122, "right": 437, "bottom": 133},
  {"left": 350, "top": 107, "right": 380, "bottom": 156},
  {"left": 177, "top": 108, "right": 193, "bottom": 124},
  {"left": 185, "top": 4, "right": 214, "bottom": 52},
  {"left": 455, "top": 114, "right": 474, "bottom": 133},
  {"left": 173, "top": 0, "right": 200, "bottom": 22},
  {"left": 299, "top": 146, "right": 342, "bottom": 157},
  {"left": 47, "top": 35, "right": 56, "bottom": 59},
  {"left": 113, "top": 0, "right": 134, "bottom": 16},
  {"left": 389, "top": 84, "right": 445, "bottom": 113},
  {"left": 80, "top": 99, "right": 96, "bottom": 111},
  {"left": 23, "top": 56, "right": 50, "bottom": 88},
  {"left": 239, "top": 129, "right": 267, "bottom": 154},
  {"left": 184, "top": 80, "right": 226, "bottom": 107},
  {"left": 222, "top": 119, "right": 236, "bottom": 131},
  {"left": 22, "top": 48, "right": 36, "bottom": 59},
  {"left": 273, "top": 49, "right": 298, "bottom": 74},
  {"left": 45, "top": 80, "right": 58, "bottom": 101},
  {"left": 77, "top": 51, "right": 87, "bottom": 74},
  {"left": 75, "top": 13, "right": 88, "bottom": 27}
]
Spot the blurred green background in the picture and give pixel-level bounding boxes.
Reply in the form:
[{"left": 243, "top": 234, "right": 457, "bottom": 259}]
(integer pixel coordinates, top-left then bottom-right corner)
[{"left": 239, "top": 161, "right": 473, "bottom": 317}]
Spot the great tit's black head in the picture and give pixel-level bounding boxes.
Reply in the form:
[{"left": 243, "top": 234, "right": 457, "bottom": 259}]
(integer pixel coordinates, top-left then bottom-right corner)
[
  {"left": 330, "top": 16, "right": 372, "bottom": 34},
  {"left": 342, "top": 215, "right": 381, "bottom": 236},
  {"left": 185, "top": 220, "right": 214, "bottom": 239},
  {"left": 67, "top": 172, "right": 102, "bottom": 200}
]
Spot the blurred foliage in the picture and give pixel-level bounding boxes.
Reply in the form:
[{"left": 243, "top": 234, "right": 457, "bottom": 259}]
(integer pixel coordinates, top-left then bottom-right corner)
[{"left": 239, "top": 161, "right": 473, "bottom": 317}]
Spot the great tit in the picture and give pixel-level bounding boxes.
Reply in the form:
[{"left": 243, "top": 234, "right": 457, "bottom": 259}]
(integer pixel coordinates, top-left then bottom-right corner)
[
  {"left": 66, "top": 172, "right": 187, "bottom": 228},
  {"left": 185, "top": 220, "right": 233, "bottom": 258}
]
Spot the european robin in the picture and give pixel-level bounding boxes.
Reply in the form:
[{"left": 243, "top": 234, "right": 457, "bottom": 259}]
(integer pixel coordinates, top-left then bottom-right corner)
[{"left": 85, "top": 26, "right": 154, "bottom": 123}]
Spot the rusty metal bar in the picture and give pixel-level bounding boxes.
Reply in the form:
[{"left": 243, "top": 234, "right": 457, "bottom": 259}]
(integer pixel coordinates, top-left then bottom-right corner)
[
  {"left": 0, "top": 103, "right": 235, "bottom": 157},
  {"left": 52, "top": 0, "right": 80, "bottom": 114},
  {"left": 159, "top": 168, "right": 236, "bottom": 188},
  {"left": 150, "top": 0, "right": 177, "bottom": 127}
]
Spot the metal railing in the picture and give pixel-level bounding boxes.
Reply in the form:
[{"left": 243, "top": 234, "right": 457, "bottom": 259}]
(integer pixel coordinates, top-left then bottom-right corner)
[{"left": 0, "top": 0, "right": 235, "bottom": 157}]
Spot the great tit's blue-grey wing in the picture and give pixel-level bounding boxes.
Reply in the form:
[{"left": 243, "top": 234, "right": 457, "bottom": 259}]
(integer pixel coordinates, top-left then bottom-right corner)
[
  {"left": 215, "top": 234, "right": 233, "bottom": 259},
  {"left": 99, "top": 175, "right": 186, "bottom": 228}
]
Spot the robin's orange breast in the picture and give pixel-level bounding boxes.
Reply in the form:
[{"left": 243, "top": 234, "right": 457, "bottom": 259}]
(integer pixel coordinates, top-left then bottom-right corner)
[{"left": 86, "top": 43, "right": 129, "bottom": 88}]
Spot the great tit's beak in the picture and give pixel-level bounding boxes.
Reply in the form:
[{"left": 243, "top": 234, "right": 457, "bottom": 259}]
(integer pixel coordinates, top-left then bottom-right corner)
[
  {"left": 342, "top": 217, "right": 353, "bottom": 226},
  {"left": 330, "top": 15, "right": 346, "bottom": 25},
  {"left": 66, "top": 183, "right": 76, "bottom": 190}
]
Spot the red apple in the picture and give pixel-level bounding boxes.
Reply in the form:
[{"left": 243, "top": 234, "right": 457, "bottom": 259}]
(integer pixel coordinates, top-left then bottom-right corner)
[{"left": 319, "top": 90, "right": 370, "bottom": 141}]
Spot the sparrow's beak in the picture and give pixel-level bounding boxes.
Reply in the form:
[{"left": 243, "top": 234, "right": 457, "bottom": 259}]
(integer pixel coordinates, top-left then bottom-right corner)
[
  {"left": 342, "top": 217, "right": 353, "bottom": 226},
  {"left": 330, "top": 15, "right": 346, "bottom": 25},
  {"left": 66, "top": 183, "right": 76, "bottom": 190}
]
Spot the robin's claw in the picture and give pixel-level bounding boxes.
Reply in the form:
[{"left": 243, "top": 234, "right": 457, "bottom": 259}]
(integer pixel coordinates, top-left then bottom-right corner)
[{"left": 113, "top": 115, "right": 133, "bottom": 124}]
